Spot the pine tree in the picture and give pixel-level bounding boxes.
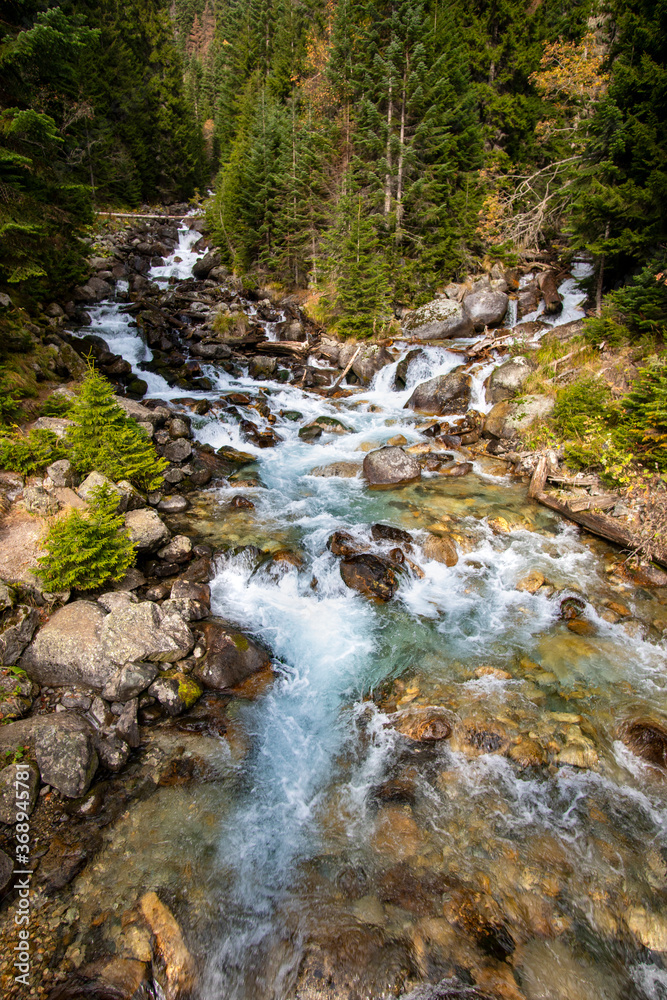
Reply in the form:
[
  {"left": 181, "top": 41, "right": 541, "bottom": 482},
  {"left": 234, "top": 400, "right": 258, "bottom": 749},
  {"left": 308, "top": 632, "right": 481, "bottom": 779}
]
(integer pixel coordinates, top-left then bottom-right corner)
[
  {"left": 38, "top": 484, "right": 136, "bottom": 593},
  {"left": 66, "top": 364, "right": 167, "bottom": 491}
]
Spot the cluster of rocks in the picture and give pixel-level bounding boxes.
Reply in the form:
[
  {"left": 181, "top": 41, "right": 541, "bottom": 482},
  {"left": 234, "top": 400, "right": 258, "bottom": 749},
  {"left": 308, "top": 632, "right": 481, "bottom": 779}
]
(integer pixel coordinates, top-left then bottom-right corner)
[
  {"left": 401, "top": 267, "right": 563, "bottom": 341},
  {"left": 0, "top": 574, "right": 272, "bottom": 854}
]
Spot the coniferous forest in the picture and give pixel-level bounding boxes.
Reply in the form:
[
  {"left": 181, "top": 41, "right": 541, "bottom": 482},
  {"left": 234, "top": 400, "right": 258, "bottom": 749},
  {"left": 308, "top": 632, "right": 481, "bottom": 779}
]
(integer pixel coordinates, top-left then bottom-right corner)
[{"left": 2, "top": 1, "right": 666, "bottom": 331}]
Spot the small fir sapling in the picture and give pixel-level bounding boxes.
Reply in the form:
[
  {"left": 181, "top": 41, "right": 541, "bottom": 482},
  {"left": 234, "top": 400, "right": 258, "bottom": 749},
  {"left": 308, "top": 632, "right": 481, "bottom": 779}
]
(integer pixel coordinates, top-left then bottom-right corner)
[
  {"left": 37, "top": 483, "right": 135, "bottom": 592},
  {"left": 65, "top": 362, "right": 167, "bottom": 491}
]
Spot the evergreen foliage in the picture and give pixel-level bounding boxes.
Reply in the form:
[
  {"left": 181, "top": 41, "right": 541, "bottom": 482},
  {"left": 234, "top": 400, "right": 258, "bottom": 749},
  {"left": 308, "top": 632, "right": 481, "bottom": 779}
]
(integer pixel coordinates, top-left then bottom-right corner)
[
  {"left": 0, "top": 0, "right": 205, "bottom": 299},
  {"left": 0, "top": 430, "right": 65, "bottom": 476},
  {"left": 37, "top": 483, "right": 135, "bottom": 592},
  {"left": 621, "top": 359, "right": 667, "bottom": 471},
  {"left": 66, "top": 364, "right": 167, "bottom": 491}
]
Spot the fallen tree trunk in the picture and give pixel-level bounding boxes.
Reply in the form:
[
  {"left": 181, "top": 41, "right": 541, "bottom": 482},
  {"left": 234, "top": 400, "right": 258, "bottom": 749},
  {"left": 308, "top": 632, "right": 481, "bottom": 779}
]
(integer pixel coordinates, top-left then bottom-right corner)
[
  {"left": 254, "top": 340, "right": 312, "bottom": 358},
  {"left": 534, "top": 491, "right": 667, "bottom": 569}
]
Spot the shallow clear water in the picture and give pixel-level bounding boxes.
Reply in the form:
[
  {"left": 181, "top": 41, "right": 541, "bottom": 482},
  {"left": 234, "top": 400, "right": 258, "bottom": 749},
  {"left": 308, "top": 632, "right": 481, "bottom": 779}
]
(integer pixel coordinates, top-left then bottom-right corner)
[{"left": 71, "top": 235, "right": 667, "bottom": 1000}]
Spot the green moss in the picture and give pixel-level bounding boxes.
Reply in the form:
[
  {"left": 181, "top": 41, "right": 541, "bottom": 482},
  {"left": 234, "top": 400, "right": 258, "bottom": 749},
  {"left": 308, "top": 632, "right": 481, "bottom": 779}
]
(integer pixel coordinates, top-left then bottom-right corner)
[
  {"left": 177, "top": 676, "right": 203, "bottom": 709},
  {"left": 231, "top": 633, "right": 249, "bottom": 652},
  {"left": 212, "top": 311, "right": 249, "bottom": 338}
]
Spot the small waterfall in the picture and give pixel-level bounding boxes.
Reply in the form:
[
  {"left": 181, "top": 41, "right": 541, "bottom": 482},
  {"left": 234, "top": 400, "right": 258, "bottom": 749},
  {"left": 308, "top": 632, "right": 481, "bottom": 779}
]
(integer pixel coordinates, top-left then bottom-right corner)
[{"left": 506, "top": 296, "right": 518, "bottom": 328}]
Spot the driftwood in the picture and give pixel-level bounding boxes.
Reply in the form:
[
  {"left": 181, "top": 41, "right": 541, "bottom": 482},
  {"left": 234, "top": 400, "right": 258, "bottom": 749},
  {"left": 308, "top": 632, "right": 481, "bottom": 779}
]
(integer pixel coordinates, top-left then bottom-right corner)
[
  {"left": 97, "top": 211, "right": 187, "bottom": 221},
  {"left": 534, "top": 491, "right": 667, "bottom": 568},
  {"left": 254, "top": 340, "right": 312, "bottom": 358},
  {"left": 325, "top": 345, "right": 362, "bottom": 395},
  {"left": 546, "top": 474, "right": 598, "bottom": 487},
  {"left": 568, "top": 495, "right": 617, "bottom": 512},
  {"left": 527, "top": 455, "right": 548, "bottom": 498}
]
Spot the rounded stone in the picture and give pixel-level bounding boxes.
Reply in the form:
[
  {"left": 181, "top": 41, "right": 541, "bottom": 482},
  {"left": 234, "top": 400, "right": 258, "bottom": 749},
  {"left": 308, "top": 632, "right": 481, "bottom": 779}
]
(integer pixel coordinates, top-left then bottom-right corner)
[{"left": 362, "top": 447, "right": 421, "bottom": 487}]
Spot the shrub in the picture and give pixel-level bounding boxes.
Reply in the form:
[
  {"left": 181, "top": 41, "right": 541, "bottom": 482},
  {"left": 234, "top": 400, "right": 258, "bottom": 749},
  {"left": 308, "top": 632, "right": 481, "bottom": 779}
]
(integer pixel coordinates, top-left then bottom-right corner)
[
  {"left": 66, "top": 363, "right": 167, "bottom": 491},
  {"left": 0, "top": 428, "right": 64, "bottom": 474},
  {"left": 37, "top": 483, "right": 135, "bottom": 592},
  {"left": 552, "top": 377, "right": 613, "bottom": 439}
]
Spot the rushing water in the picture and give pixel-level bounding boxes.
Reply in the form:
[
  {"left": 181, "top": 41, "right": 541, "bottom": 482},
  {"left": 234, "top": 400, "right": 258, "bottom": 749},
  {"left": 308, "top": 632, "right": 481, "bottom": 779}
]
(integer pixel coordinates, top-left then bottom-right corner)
[{"left": 71, "top": 232, "right": 667, "bottom": 1000}]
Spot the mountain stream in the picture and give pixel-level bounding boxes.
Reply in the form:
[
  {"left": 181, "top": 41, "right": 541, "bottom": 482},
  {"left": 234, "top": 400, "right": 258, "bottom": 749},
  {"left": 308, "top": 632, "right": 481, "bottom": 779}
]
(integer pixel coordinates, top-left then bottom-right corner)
[{"left": 69, "top": 228, "right": 667, "bottom": 1000}]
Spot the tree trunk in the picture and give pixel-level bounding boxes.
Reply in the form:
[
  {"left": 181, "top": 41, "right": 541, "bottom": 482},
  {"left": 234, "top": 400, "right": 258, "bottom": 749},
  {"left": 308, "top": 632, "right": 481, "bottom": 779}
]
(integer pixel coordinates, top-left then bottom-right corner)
[
  {"left": 396, "top": 69, "right": 407, "bottom": 241},
  {"left": 384, "top": 76, "right": 393, "bottom": 216}
]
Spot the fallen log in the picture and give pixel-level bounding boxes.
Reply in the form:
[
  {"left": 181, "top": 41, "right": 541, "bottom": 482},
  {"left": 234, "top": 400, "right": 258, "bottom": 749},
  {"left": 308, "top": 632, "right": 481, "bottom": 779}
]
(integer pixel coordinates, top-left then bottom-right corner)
[
  {"left": 97, "top": 211, "right": 186, "bottom": 221},
  {"left": 527, "top": 455, "right": 548, "bottom": 498},
  {"left": 534, "top": 491, "right": 667, "bottom": 568},
  {"left": 254, "top": 340, "right": 311, "bottom": 358}
]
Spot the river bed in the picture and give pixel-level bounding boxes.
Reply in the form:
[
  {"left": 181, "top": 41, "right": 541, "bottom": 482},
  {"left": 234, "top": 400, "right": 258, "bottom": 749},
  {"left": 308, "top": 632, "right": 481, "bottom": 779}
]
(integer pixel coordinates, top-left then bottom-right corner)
[{"left": 69, "top": 229, "right": 667, "bottom": 1000}]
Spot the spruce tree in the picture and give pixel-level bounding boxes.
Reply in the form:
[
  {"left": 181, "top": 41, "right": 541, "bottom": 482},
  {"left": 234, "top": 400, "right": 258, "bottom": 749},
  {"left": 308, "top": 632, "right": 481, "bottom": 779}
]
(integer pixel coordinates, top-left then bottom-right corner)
[
  {"left": 331, "top": 185, "right": 392, "bottom": 338},
  {"left": 66, "top": 364, "right": 167, "bottom": 491}
]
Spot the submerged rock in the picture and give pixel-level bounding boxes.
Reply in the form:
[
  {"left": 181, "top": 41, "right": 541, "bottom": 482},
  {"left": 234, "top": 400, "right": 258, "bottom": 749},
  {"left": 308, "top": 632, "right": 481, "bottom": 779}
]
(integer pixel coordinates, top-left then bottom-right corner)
[
  {"left": 422, "top": 533, "right": 458, "bottom": 566},
  {"left": 340, "top": 553, "right": 398, "bottom": 601},
  {"left": 139, "top": 891, "right": 197, "bottom": 1000},
  {"left": 388, "top": 706, "right": 453, "bottom": 741},
  {"left": 310, "top": 461, "right": 361, "bottom": 478},
  {"left": 363, "top": 446, "right": 421, "bottom": 487},
  {"left": 405, "top": 372, "right": 472, "bottom": 416},
  {"left": 619, "top": 718, "right": 667, "bottom": 771}
]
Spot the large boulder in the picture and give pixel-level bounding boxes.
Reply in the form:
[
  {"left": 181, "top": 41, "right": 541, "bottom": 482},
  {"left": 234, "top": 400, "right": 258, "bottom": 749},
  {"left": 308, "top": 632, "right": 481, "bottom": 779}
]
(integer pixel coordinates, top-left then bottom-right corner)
[
  {"left": 338, "top": 343, "right": 394, "bottom": 383},
  {"left": 98, "top": 602, "right": 194, "bottom": 666},
  {"left": 192, "top": 251, "right": 221, "bottom": 280},
  {"left": 124, "top": 507, "right": 170, "bottom": 552},
  {"left": 405, "top": 372, "right": 472, "bottom": 415},
  {"left": 463, "top": 287, "right": 508, "bottom": 330},
  {"left": 402, "top": 298, "right": 473, "bottom": 340},
  {"left": 483, "top": 395, "right": 555, "bottom": 440},
  {"left": 362, "top": 447, "right": 421, "bottom": 487},
  {"left": 35, "top": 715, "right": 98, "bottom": 798},
  {"left": 20, "top": 601, "right": 109, "bottom": 687},
  {"left": 485, "top": 356, "right": 533, "bottom": 403},
  {"left": 340, "top": 554, "right": 398, "bottom": 601},
  {"left": 193, "top": 620, "right": 272, "bottom": 690},
  {"left": 20, "top": 599, "right": 193, "bottom": 689}
]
